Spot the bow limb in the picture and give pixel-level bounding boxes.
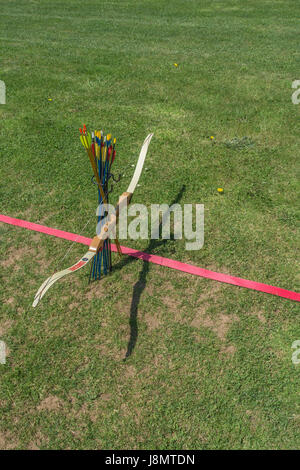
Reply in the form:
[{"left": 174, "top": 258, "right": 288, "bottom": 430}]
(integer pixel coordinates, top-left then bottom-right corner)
[{"left": 32, "top": 250, "right": 97, "bottom": 307}]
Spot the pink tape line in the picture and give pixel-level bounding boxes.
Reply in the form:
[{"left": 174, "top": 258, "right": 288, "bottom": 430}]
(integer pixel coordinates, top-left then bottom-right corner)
[{"left": 1, "top": 213, "right": 299, "bottom": 302}]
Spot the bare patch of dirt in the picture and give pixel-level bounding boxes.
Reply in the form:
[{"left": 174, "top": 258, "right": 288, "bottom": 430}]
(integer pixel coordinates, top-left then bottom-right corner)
[
  {"left": 70, "top": 429, "right": 82, "bottom": 440},
  {"left": 1, "top": 246, "right": 35, "bottom": 269},
  {"left": 144, "top": 283, "right": 155, "bottom": 296},
  {"left": 250, "top": 310, "right": 266, "bottom": 324},
  {"left": 17, "top": 306, "right": 25, "bottom": 315},
  {"left": 0, "top": 431, "right": 19, "bottom": 450},
  {"left": 67, "top": 392, "right": 113, "bottom": 426},
  {"left": 37, "top": 395, "right": 65, "bottom": 412},
  {"left": 162, "top": 296, "right": 182, "bottom": 316},
  {"left": 120, "top": 402, "right": 130, "bottom": 417},
  {"left": 0, "top": 399, "right": 7, "bottom": 409},
  {"left": 190, "top": 304, "right": 207, "bottom": 328},
  {"left": 122, "top": 273, "right": 135, "bottom": 283},
  {"left": 27, "top": 442, "right": 40, "bottom": 450},
  {"left": 290, "top": 414, "right": 300, "bottom": 421},
  {"left": 0, "top": 320, "right": 13, "bottom": 336},
  {"left": 95, "top": 340, "right": 126, "bottom": 361},
  {"left": 86, "top": 283, "right": 107, "bottom": 301},
  {"left": 192, "top": 333, "right": 209, "bottom": 343},
  {"left": 100, "top": 393, "right": 111, "bottom": 402},
  {"left": 245, "top": 409, "right": 261, "bottom": 432},
  {"left": 220, "top": 344, "right": 236, "bottom": 357},
  {"left": 27, "top": 431, "right": 48, "bottom": 450},
  {"left": 115, "top": 299, "right": 130, "bottom": 316},
  {"left": 1, "top": 238, "right": 51, "bottom": 273},
  {"left": 153, "top": 354, "right": 164, "bottom": 367},
  {"left": 123, "top": 365, "right": 137, "bottom": 379},
  {"left": 198, "top": 283, "right": 223, "bottom": 302},
  {"left": 144, "top": 312, "right": 162, "bottom": 331},
  {"left": 69, "top": 301, "right": 80, "bottom": 310},
  {"left": 192, "top": 312, "right": 239, "bottom": 342}
]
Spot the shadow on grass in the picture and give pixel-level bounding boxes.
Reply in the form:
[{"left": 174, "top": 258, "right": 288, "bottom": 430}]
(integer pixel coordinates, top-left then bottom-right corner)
[{"left": 113, "top": 185, "right": 186, "bottom": 360}]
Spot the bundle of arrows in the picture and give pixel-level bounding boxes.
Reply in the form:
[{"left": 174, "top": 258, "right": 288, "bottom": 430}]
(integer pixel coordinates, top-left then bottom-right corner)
[
  {"left": 79, "top": 124, "right": 118, "bottom": 282},
  {"left": 32, "top": 131, "right": 154, "bottom": 307}
]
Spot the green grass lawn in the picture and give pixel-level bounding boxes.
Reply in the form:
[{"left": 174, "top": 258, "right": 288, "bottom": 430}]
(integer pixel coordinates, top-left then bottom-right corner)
[{"left": 0, "top": 0, "right": 299, "bottom": 450}]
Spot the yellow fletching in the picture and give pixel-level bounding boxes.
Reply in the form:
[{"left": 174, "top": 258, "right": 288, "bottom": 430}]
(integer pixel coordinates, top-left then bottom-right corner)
[
  {"left": 80, "top": 135, "right": 86, "bottom": 148},
  {"left": 83, "top": 136, "right": 89, "bottom": 148},
  {"left": 87, "top": 132, "right": 92, "bottom": 147}
]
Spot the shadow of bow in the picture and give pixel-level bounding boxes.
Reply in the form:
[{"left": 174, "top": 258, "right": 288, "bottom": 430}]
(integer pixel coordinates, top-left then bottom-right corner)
[{"left": 113, "top": 185, "right": 186, "bottom": 360}]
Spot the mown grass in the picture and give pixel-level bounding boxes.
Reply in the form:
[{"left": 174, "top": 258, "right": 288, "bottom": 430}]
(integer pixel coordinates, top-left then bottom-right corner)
[{"left": 0, "top": 0, "right": 299, "bottom": 450}]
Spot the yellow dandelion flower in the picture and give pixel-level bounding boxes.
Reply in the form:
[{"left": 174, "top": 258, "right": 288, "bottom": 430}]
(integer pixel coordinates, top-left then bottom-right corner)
[
  {"left": 174, "top": 63, "right": 178, "bottom": 67},
  {"left": 217, "top": 188, "right": 224, "bottom": 193}
]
